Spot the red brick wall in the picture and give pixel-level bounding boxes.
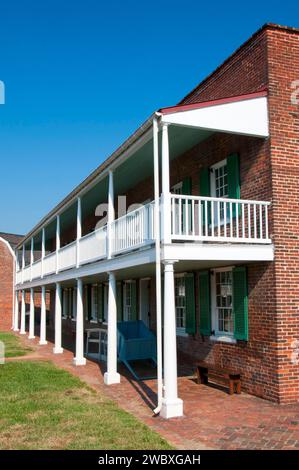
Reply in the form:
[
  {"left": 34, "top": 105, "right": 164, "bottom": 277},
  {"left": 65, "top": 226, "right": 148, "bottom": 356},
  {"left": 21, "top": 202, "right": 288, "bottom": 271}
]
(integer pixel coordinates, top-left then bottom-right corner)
[
  {"left": 0, "top": 239, "right": 14, "bottom": 331},
  {"left": 267, "top": 27, "right": 299, "bottom": 403}
]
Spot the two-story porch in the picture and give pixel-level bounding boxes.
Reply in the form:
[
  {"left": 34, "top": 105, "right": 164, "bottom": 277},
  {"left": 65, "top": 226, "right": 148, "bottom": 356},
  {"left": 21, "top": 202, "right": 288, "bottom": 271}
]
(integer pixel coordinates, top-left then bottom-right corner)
[{"left": 14, "top": 91, "right": 274, "bottom": 418}]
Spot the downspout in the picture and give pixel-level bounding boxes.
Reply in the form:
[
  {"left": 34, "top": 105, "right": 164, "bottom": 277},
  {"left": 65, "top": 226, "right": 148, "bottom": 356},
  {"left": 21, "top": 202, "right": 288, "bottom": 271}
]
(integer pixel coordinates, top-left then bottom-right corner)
[{"left": 153, "top": 114, "right": 163, "bottom": 415}]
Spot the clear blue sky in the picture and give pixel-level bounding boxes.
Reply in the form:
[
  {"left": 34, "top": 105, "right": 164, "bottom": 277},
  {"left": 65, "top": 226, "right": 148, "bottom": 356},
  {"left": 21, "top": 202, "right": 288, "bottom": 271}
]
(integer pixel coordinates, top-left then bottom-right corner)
[{"left": 0, "top": 0, "right": 298, "bottom": 235}]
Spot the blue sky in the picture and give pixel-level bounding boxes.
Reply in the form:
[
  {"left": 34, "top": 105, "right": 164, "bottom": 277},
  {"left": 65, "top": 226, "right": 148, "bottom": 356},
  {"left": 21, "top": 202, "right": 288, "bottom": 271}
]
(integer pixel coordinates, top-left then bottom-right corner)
[{"left": 0, "top": 0, "right": 298, "bottom": 234}]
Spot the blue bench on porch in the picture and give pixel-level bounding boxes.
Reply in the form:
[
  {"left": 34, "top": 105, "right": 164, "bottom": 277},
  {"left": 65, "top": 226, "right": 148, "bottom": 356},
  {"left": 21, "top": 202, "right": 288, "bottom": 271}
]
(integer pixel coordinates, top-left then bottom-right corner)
[{"left": 117, "top": 320, "right": 157, "bottom": 380}]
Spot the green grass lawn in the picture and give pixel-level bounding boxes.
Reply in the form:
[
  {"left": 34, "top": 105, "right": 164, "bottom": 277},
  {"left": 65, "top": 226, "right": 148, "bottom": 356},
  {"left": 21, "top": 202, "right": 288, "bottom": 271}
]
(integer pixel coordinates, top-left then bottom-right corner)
[
  {"left": 0, "top": 360, "right": 172, "bottom": 450},
  {"left": 0, "top": 331, "right": 32, "bottom": 357}
]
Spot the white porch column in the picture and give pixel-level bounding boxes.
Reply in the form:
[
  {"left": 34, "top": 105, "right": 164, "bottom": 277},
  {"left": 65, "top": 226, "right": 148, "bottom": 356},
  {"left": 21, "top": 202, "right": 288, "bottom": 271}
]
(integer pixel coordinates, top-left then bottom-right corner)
[
  {"left": 56, "top": 215, "right": 60, "bottom": 274},
  {"left": 20, "top": 290, "right": 26, "bottom": 335},
  {"left": 161, "top": 123, "right": 171, "bottom": 244},
  {"left": 39, "top": 286, "right": 47, "bottom": 345},
  {"left": 41, "top": 228, "right": 45, "bottom": 279},
  {"left": 76, "top": 198, "right": 82, "bottom": 268},
  {"left": 73, "top": 278, "right": 86, "bottom": 366},
  {"left": 104, "top": 271, "right": 120, "bottom": 385},
  {"left": 13, "top": 290, "right": 19, "bottom": 331},
  {"left": 107, "top": 171, "right": 114, "bottom": 259},
  {"left": 21, "top": 245, "right": 25, "bottom": 284},
  {"left": 53, "top": 282, "right": 63, "bottom": 354},
  {"left": 28, "top": 288, "right": 35, "bottom": 339},
  {"left": 160, "top": 260, "right": 183, "bottom": 419}
]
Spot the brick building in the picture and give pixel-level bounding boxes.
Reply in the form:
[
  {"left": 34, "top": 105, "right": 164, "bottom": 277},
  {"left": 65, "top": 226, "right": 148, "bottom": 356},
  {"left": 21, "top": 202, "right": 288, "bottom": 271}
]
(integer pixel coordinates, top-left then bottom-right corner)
[
  {"left": 0, "top": 233, "right": 23, "bottom": 331},
  {"left": 14, "top": 24, "right": 299, "bottom": 417}
]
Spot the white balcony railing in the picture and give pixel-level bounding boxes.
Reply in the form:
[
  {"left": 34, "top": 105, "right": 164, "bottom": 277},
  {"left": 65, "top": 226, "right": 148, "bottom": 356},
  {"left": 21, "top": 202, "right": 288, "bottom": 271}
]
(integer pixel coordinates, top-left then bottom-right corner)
[
  {"left": 43, "top": 252, "right": 56, "bottom": 276},
  {"left": 58, "top": 241, "right": 77, "bottom": 271},
  {"left": 31, "top": 260, "right": 42, "bottom": 280},
  {"left": 111, "top": 201, "right": 155, "bottom": 255},
  {"left": 15, "top": 195, "right": 272, "bottom": 285},
  {"left": 171, "top": 194, "right": 271, "bottom": 244},
  {"left": 79, "top": 226, "right": 107, "bottom": 265}
]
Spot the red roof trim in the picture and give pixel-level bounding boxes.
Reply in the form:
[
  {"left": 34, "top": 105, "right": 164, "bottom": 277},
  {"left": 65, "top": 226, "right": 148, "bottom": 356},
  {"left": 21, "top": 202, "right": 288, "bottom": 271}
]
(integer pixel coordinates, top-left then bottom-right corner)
[{"left": 159, "top": 90, "right": 268, "bottom": 115}]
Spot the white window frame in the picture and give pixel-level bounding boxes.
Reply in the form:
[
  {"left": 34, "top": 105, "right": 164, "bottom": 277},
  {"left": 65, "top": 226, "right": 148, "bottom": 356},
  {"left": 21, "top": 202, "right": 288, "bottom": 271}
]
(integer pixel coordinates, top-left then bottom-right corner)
[
  {"left": 210, "top": 158, "right": 228, "bottom": 226},
  {"left": 175, "top": 273, "right": 188, "bottom": 337},
  {"left": 210, "top": 267, "right": 236, "bottom": 344},
  {"left": 123, "top": 280, "right": 134, "bottom": 321},
  {"left": 90, "top": 284, "right": 98, "bottom": 323}
]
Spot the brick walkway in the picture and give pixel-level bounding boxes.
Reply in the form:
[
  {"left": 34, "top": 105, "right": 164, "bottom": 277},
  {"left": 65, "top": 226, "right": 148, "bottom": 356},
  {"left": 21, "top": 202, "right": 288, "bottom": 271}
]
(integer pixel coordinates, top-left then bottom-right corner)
[{"left": 10, "top": 334, "right": 299, "bottom": 450}]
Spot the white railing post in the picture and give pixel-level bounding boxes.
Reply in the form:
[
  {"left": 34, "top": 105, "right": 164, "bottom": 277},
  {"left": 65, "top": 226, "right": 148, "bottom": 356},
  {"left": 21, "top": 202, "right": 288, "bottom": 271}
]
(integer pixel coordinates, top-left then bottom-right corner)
[
  {"left": 28, "top": 288, "right": 35, "bottom": 339},
  {"left": 76, "top": 198, "right": 82, "bottom": 268},
  {"left": 41, "top": 228, "right": 45, "bottom": 279},
  {"left": 30, "top": 238, "right": 34, "bottom": 282},
  {"left": 104, "top": 271, "right": 120, "bottom": 385},
  {"left": 161, "top": 123, "right": 171, "bottom": 244},
  {"left": 107, "top": 171, "right": 115, "bottom": 259},
  {"left": 56, "top": 215, "right": 60, "bottom": 274}
]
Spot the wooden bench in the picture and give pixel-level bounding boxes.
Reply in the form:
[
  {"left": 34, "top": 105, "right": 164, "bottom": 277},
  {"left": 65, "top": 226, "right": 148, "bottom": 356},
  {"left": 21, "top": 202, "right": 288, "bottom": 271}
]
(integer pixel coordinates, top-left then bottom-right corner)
[{"left": 196, "top": 361, "right": 241, "bottom": 395}]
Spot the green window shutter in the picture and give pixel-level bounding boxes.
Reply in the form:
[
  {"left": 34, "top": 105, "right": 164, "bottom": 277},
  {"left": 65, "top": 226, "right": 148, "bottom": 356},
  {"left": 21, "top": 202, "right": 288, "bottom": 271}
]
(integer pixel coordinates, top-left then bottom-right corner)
[
  {"left": 227, "top": 153, "right": 240, "bottom": 217},
  {"left": 97, "top": 284, "right": 104, "bottom": 322},
  {"left": 199, "top": 270, "right": 211, "bottom": 336},
  {"left": 182, "top": 177, "right": 192, "bottom": 195},
  {"left": 131, "top": 281, "right": 138, "bottom": 321},
  {"left": 185, "top": 273, "right": 196, "bottom": 334},
  {"left": 233, "top": 266, "right": 248, "bottom": 341},
  {"left": 117, "top": 282, "right": 123, "bottom": 322},
  {"left": 199, "top": 168, "right": 211, "bottom": 227}
]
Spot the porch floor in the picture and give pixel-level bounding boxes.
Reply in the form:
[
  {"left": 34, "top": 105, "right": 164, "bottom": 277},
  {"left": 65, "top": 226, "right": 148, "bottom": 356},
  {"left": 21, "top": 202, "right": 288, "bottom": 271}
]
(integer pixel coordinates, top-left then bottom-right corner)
[{"left": 12, "top": 333, "right": 299, "bottom": 450}]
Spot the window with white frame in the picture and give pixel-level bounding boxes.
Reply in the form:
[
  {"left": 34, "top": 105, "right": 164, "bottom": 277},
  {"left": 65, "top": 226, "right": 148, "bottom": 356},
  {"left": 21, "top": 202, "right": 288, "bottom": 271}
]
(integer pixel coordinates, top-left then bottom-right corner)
[
  {"left": 91, "top": 284, "right": 98, "bottom": 322},
  {"left": 212, "top": 268, "right": 234, "bottom": 337},
  {"left": 175, "top": 275, "right": 186, "bottom": 334},
  {"left": 210, "top": 159, "right": 228, "bottom": 223},
  {"left": 123, "top": 281, "right": 133, "bottom": 321}
]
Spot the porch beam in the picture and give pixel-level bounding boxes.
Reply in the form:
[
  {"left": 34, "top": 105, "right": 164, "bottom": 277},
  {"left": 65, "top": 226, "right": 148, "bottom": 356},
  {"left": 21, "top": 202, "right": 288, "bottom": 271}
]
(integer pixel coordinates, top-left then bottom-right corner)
[
  {"left": 39, "top": 286, "right": 47, "bottom": 345},
  {"left": 76, "top": 198, "right": 82, "bottom": 268},
  {"left": 73, "top": 278, "right": 86, "bottom": 366},
  {"left": 53, "top": 282, "right": 63, "bottom": 354},
  {"left": 56, "top": 215, "right": 60, "bottom": 274},
  {"left": 13, "top": 290, "right": 19, "bottom": 331},
  {"left": 161, "top": 123, "right": 171, "bottom": 244},
  {"left": 107, "top": 171, "right": 114, "bottom": 259},
  {"left": 20, "top": 289, "right": 26, "bottom": 335}
]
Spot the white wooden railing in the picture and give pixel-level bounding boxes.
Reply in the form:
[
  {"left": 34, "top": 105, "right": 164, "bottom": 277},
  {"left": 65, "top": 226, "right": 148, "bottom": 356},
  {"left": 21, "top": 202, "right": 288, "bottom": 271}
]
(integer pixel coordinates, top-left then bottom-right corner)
[
  {"left": 171, "top": 194, "right": 271, "bottom": 243},
  {"left": 43, "top": 252, "right": 56, "bottom": 276},
  {"left": 58, "top": 241, "right": 77, "bottom": 271},
  {"left": 79, "top": 226, "right": 107, "bottom": 265},
  {"left": 111, "top": 201, "right": 155, "bottom": 255},
  {"left": 31, "top": 260, "right": 42, "bottom": 280},
  {"left": 15, "top": 195, "right": 272, "bottom": 285}
]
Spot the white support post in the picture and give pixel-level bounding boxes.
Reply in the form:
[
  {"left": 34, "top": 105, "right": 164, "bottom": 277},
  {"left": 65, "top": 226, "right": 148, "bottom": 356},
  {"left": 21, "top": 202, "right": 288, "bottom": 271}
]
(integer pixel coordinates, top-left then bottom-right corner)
[
  {"left": 76, "top": 198, "right": 82, "bottom": 268},
  {"left": 28, "top": 288, "right": 35, "bottom": 339},
  {"left": 53, "top": 282, "right": 63, "bottom": 354},
  {"left": 160, "top": 260, "right": 183, "bottom": 419},
  {"left": 39, "top": 286, "right": 47, "bottom": 345},
  {"left": 41, "top": 228, "right": 45, "bottom": 279},
  {"left": 30, "top": 238, "right": 34, "bottom": 282},
  {"left": 104, "top": 271, "right": 120, "bottom": 384},
  {"left": 21, "top": 245, "right": 25, "bottom": 284},
  {"left": 161, "top": 123, "right": 171, "bottom": 244},
  {"left": 73, "top": 278, "right": 86, "bottom": 366},
  {"left": 20, "top": 289, "right": 26, "bottom": 334},
  {"left": 13, "top": 290, "right": 19, "bottom": 331},
  {"left": 56, "top": 215, "right": 60, "bottom": 274},
  {"left": 107, "top": 171, "right": 115, "bottom": 259}
]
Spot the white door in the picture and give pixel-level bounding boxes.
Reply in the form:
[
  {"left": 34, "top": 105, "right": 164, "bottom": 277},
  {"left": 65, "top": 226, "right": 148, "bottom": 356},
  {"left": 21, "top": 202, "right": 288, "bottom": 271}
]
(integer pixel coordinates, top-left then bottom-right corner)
[{"left": 139, "top": 279, "right": 150, "bottom": 327}]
